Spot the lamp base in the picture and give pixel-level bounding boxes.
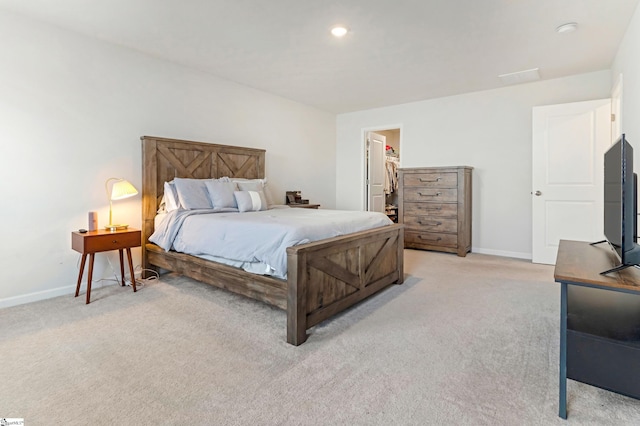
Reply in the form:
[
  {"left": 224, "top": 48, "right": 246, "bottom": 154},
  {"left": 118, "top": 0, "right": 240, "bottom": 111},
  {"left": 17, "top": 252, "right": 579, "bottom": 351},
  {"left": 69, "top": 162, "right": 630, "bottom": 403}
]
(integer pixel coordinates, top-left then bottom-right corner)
[{"left": 105, "top": 224, "right": 129, "bottom": 231}]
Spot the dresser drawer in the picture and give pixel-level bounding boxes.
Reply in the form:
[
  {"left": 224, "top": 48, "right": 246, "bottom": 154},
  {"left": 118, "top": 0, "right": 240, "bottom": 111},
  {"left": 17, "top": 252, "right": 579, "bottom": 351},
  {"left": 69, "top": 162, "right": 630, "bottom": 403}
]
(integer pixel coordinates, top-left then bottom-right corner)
[
  {"left": 404, "top": 202, "right": 457, "bottom": 218},
  {"left": 403, "top": 216, "right": 457, "bottom": 233},
  {"left": 405, "top": 231, "right": 458, "bottom": 248},
  {"left": 404, "top": 188, "right": 457, "bottom": 202},
  {"left": 403, "top": 172, "right": 457, "bottom": 188},
  {"left": 82, "top": 231, "right": 141, "bottom": 252}
]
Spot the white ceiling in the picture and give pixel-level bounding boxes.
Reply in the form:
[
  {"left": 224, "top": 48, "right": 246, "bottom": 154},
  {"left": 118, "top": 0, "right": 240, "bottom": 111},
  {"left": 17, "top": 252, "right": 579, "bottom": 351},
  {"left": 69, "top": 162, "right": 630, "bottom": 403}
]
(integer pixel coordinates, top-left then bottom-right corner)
[{"left": 1, "top": 0, "right": 638, "bottom": 113}]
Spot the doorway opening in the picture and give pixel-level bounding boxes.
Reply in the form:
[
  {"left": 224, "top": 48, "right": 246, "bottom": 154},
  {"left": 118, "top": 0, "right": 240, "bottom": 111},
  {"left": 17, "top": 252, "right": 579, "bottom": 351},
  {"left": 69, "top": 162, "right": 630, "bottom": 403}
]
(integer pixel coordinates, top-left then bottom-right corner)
[{"left": 365, "top": 128, "right": 401, "bottom": 222}]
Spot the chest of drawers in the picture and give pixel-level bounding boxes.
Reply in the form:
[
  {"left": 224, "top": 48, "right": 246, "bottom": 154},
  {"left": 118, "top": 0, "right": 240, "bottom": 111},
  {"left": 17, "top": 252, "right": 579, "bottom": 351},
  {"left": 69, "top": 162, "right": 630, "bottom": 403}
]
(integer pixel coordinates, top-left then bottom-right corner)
[{"left": 398, "top": 166, "right": 472, "bottom": 256}]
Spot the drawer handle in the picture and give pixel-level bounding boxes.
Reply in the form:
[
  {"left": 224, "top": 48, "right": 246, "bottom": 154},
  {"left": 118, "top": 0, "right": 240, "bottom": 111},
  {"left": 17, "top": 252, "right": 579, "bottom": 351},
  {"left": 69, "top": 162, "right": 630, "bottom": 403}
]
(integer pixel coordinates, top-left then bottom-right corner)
[
  {"left": 418, "top": 235, "right": 442, "bottom": 242},
  {"left": 419, "top": 177, "right": 441, "bottom": 182},
  {"left": 112, "top": 240, "right": 118, "bottom": 243},
  {"left": 421, "top": 206, "right": 442, "bottom": 211},
  {"left": 418, "top": 192, "right": 442, "bottom": 197},
  {"left": 418, "top": 221, "right": 442, "bottom": 226}
]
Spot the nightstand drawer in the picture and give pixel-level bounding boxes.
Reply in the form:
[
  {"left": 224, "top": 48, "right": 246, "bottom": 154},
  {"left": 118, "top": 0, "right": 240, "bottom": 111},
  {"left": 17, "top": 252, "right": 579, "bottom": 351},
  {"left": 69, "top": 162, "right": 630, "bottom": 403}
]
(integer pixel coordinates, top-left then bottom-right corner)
[{"left": 72, "top": 230, "right": 141, "bottom": 253}]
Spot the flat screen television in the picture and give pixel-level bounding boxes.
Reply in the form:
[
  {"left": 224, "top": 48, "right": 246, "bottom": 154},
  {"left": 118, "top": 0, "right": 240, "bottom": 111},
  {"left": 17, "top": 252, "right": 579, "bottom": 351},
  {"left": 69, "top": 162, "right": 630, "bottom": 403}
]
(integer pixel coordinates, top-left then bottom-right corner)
[{"left": 598, "top": 134, "right": 640, "bottom": 274}]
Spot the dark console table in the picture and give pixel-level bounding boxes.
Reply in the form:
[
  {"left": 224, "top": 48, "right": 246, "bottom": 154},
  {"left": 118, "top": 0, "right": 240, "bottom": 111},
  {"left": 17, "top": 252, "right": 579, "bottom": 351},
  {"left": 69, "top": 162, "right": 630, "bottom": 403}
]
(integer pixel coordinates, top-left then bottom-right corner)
[{"left": 554, "top": 239, "right": 640, "bottom": 419}]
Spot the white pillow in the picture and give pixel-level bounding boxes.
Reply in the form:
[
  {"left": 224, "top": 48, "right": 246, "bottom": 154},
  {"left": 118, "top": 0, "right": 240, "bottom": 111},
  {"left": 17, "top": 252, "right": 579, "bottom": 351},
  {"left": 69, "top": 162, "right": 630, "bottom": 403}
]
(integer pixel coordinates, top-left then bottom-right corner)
[
  {"left": 234, "top": 190, "right": 267, "bottom": 212},
  {"left": 233, "top": 178, "right": 275, "bottom": 206},
  {"left": 164, "top": 181, "right": 179, "bottom": 212},
  {"left": 157, "top": 195, "right": 167, "bottom": 214},
  {"left": 205, "top": 180, "right": 238, "bottom": 208},
  {"left": 173, "top": 178, "right": 213, "bottom": 210}
]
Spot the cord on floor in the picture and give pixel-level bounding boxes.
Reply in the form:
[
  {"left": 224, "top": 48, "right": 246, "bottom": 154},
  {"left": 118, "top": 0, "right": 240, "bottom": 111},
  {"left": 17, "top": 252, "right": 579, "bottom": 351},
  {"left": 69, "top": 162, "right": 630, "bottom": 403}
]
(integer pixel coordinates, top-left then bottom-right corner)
[
  {"left": 131, "top": 265, "right": 160, "bottom": 287},
  {"left": 76, "top": 254, "right": 160, "bottom": 289}
]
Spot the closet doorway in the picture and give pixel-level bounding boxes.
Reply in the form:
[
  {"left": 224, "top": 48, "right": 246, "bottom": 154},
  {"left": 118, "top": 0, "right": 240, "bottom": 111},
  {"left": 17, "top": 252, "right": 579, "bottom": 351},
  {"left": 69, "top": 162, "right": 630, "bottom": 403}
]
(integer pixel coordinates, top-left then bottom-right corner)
[{"left": 364, "top": 128, "right": 401, "bottom": 222}]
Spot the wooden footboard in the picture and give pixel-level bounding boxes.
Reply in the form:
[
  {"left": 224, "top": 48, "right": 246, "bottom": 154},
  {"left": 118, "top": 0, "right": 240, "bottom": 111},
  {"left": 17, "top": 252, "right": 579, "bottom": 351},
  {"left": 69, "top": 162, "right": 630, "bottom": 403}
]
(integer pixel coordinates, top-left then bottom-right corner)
[
  {"left": 144, "top": 223, "right": 404, "bottom": 345},
  {"left": 286, "top": 223, "right": 404, "bottom": 345}
]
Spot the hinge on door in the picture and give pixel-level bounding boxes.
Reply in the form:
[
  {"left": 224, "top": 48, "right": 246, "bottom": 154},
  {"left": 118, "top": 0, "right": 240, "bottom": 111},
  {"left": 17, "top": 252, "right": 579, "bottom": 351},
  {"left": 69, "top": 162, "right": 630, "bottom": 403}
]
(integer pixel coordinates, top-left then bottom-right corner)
[
  {"left": 611, "top": 113, "right": 616, "bottom": 122},
  {"left": 366, "top": 138, "right": 370, "bottom": 148}
]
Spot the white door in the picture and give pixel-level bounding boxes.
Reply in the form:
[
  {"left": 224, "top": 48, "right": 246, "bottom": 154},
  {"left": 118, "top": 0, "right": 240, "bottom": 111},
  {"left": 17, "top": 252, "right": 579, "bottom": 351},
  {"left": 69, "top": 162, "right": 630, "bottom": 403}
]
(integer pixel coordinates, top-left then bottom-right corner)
[
  {"left": 611, "top": 74, "right": 623, "bottom": 142},
  {"left": 366, "top": 131, "right": 385, "bottom": 213},
  {"left": 532, "top": 99, "right": 611, "bottom": 264}
]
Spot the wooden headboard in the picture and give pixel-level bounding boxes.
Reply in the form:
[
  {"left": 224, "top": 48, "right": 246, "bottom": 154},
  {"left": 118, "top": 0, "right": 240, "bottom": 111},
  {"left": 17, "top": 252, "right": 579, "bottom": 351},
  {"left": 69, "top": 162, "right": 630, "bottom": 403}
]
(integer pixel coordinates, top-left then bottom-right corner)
[{"left": 141, "top": 135, "right": 266, "bottom": 245}]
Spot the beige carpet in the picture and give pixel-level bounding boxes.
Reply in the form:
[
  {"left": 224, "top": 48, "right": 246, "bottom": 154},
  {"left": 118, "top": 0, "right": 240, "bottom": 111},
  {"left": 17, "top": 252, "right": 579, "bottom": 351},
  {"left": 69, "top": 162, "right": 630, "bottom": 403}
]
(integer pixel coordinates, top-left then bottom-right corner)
[{"left": 2, "top": 249, "right": 640, "bottom": 425}]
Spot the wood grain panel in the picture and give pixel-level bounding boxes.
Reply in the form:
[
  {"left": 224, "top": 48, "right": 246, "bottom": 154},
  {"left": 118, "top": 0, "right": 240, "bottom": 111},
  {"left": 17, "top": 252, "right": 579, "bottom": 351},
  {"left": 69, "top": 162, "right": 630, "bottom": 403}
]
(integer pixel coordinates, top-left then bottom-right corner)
[
  {"left": 146, "top": 244, "right": 287, "bottom": 309},
  {"left": 403, "top": 188, "right": 458, "bottom": 203},
  {"left": 403, "top": 172, "right": 457, "bottom": 187},
  {"left": 405, "top": 231, "right": 458, "bottom": 249},
  {"left": 404, "top": 203, "right": 457, "bottom": 218},
  {"left": 403, "top": 216, "right": 457, "bottom": 233},
  {"left": 555, "top": 239, "right": 640, "bottom": 290}
]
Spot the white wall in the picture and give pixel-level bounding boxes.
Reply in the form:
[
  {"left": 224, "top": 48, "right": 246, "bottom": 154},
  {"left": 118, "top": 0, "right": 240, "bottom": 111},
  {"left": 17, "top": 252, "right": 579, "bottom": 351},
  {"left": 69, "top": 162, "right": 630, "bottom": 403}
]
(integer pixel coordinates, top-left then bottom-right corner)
[
  {"left": 337, "top": 71, "right": 612, "bottom": 259},
  {"left": 612, "top": 2, "right": 640, "bottom": 152},
  {"left": 0, "top": 10, "right": 336, "bottom": 307}
]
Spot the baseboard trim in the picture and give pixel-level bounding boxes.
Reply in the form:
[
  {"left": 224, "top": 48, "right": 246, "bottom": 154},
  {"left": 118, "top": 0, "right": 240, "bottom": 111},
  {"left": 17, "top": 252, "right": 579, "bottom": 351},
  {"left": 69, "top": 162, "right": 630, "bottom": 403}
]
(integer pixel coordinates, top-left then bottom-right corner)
[
  {"left": 471, "top": 247, "right": 532, "bottom": 260},
  {"left": 0, "top": 285, "right": 79, "bottom": 309}
]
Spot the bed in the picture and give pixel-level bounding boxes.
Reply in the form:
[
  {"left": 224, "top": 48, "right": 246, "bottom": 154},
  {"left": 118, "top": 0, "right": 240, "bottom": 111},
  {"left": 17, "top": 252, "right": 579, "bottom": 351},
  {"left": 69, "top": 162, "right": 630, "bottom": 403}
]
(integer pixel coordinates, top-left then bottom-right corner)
[{"left": 141, "top": 136, "right": 404, "bottom": 345}]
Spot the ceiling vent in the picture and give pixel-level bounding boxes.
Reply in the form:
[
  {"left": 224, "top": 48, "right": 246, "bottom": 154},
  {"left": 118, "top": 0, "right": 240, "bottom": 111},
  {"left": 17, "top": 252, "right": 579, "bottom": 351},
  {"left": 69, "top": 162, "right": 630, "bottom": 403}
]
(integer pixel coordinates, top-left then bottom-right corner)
[{"left": 498, "top": 68, "right": 540, "bottom": 85}]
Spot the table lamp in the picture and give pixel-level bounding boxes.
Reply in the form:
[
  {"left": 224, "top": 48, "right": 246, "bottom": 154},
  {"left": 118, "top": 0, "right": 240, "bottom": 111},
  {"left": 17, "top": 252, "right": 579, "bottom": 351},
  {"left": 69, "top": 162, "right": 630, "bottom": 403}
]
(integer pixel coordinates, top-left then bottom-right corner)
[{"left": 105, "top": 177, "right": 138, "bottom": 231}]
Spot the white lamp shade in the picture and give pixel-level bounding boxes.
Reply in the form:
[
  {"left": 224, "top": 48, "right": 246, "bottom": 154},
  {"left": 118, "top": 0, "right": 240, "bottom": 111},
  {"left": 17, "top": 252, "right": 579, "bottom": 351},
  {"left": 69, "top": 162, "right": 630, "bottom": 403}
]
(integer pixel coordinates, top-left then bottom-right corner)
[
  {"left": 104, "top": 177, "right": 138, "bottom": 230},
  {"left": 111, "top": 180, "right": 138, "bottom": 200}
]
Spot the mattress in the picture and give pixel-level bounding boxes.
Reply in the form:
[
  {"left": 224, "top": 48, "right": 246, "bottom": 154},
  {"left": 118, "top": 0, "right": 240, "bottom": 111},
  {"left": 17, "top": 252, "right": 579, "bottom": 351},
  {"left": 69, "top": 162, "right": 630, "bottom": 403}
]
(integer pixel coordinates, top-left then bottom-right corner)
[{"left": 150, "top": 207, "right": 393, "bottom": 279}]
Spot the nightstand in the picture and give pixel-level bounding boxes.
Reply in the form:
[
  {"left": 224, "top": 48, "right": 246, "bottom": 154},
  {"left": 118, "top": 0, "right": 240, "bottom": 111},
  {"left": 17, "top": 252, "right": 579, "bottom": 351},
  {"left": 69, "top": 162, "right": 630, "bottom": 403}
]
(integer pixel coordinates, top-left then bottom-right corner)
[
  {"left": 71, "top": 228, "right": 141, "bottom": 304},
  {"left": 289, "top": 203, "right": 320, "bottom": 209}
]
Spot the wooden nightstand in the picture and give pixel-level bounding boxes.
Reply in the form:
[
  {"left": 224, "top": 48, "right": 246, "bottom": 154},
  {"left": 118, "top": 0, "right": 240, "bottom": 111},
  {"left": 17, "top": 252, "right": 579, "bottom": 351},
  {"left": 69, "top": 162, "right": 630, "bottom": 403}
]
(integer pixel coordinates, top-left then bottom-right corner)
[
  {"left": 71, "top": 228, "right": 141, "bottom": 304},
  {"left": 289, "top": 203, "right": 320, "bottom": 209}
]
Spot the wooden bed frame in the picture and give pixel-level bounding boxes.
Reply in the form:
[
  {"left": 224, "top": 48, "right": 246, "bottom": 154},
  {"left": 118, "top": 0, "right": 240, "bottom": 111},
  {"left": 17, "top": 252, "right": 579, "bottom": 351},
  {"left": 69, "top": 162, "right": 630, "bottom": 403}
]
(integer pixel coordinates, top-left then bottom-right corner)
[{"left": 141, "top": 136, "right": 404, "bottom": 345}]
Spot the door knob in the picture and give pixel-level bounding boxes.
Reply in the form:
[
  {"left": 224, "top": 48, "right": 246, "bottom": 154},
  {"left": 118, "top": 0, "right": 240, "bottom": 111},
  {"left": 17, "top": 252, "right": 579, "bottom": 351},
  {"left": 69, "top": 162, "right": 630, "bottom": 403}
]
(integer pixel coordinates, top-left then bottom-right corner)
[{"left": 534, "top": 190, "right": 542, "bottom": 196}]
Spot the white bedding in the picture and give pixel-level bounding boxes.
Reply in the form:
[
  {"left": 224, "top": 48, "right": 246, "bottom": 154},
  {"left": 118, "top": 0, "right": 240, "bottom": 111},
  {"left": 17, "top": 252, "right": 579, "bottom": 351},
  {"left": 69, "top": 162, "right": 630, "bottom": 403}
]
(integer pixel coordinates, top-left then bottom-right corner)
[
  {"left": 154, "top": 212, "right": 273, "bottom": 274},
  {"left": 149, "top": 207, "right": 393, "bottom": 279}
]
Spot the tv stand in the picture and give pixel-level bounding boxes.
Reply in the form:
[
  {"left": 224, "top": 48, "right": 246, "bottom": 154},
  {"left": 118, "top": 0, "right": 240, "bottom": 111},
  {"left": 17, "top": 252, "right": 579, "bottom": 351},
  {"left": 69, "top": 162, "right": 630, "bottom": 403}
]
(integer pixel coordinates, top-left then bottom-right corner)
[{"left": 555, "top": 240, "right": 640, "bottom": 419}]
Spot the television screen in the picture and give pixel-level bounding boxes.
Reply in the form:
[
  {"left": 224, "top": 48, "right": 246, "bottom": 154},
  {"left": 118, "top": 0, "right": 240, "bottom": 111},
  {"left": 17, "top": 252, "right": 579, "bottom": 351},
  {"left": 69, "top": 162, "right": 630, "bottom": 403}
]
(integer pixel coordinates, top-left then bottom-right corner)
[
  {"left": 602, "top": 134, "right": 640, "bottom": 273},
  {"left": 604, "top": 139, "right": 624, "bottom": 255}
]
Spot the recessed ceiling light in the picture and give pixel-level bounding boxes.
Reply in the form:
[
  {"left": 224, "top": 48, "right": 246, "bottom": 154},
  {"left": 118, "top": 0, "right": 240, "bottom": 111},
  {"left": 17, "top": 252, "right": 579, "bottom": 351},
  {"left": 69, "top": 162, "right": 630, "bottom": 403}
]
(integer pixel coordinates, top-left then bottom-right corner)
[
  {"left": 556, "top": 22, "right": 578, "bottom": 34},
  {"left": 331, "top": 26, "right": 349, "bottom": 37}
]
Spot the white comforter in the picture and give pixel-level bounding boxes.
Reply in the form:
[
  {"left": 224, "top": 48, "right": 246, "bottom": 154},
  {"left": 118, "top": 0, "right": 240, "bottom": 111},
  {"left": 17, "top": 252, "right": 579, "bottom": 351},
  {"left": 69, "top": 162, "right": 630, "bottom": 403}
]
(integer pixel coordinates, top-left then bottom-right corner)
[{"left": 149, "top": 207, "right": 393, "bottom": 279}]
